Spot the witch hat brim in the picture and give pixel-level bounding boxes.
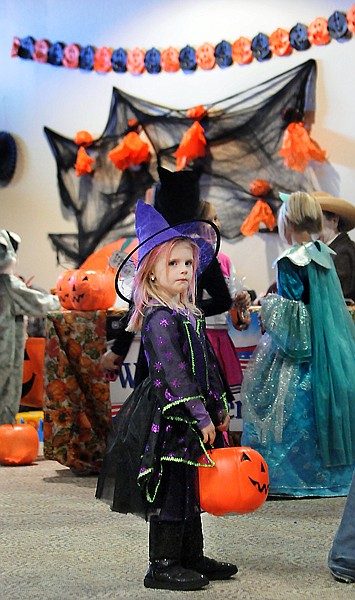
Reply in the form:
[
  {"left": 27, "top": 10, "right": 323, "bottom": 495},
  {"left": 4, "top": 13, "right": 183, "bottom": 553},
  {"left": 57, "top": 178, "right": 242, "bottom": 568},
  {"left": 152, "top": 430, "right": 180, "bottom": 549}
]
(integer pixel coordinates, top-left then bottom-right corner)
[{"left": 0, "top": 132, "right": 17, "bottom": 184}]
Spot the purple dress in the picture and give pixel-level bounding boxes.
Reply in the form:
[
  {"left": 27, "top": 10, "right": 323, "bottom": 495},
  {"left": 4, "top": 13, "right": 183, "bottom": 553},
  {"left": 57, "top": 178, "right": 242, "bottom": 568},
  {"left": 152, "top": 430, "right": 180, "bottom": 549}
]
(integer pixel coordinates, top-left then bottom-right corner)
[{"left": 96, "top": 306, "right": 229, "bottom": 519}]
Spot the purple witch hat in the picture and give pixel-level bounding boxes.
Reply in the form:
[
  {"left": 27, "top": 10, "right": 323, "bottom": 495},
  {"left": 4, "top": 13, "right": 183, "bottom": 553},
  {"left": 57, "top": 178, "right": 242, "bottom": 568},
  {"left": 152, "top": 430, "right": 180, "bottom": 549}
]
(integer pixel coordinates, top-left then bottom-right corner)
[{"left": 115, "top": 199, "right": 220, "bottom": 302}]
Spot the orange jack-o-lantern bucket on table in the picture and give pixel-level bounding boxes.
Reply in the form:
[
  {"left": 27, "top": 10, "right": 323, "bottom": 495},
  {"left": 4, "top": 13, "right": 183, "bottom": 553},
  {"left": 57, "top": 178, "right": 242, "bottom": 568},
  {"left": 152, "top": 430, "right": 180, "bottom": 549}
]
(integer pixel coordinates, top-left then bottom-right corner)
[
  {"left": 198, "top": 446, "right": 269, "bottom": 515},
  {"left": 0, "top": 423, "right": 39, "bottom": 466}
]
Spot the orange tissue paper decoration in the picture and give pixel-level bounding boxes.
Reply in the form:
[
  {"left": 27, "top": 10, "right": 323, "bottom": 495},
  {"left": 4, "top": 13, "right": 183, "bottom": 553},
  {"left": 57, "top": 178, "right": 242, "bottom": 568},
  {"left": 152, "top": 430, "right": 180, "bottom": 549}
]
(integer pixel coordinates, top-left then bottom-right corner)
[
  {"left": 74, "top": 146, "right": 95, "bottom": 176},
  {"left": 269, "top": 28, "right": 292, "bottom": 56},
  {"left": 198, "top": 446, "right": 269, "bottom": 516},
  {"left": 279, "top": 122, "right": 326, "bottom": 172},
  {"left": 307, "top": 17, "right": 330, "bottom": 45},
  {"left": 94, "top": 46, "right": 112, "bottom": 72},
  {"left": 0, "top": 423, "right": 39, "bottom": 466},
  {"left": 232, "top": 37, "right": 253, "bottom": 64},
  {"left": 108, "top": 131, "right": 150, "bottom": 171},
  {"left": 196, "top": 43, "right": 216, "bottom": 70},
  {"left": 347, "top": 4, "right": 355, "bottom": 32},
  {"left": 187, "top": 105, "right": 207, "bottom": 120},
  {"left": 174, "top": 121, "right": 207, "bottom": 171},
  {"left": 240, "top": 199, "right": 276, "bottom": 236},
  {"left": 74, "top": 130, "right": 93, "bottom": 147},
  {"left": 161, "top": 46, "right": 180, "bottom": 72}
]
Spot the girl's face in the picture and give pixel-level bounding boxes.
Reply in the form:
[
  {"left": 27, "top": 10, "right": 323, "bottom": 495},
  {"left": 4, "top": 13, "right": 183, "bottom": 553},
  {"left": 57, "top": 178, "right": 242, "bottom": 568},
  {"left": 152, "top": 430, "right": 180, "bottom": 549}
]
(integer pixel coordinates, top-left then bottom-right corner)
[{"left": 152, "top": 240, "right": 194, "bottom": 302}]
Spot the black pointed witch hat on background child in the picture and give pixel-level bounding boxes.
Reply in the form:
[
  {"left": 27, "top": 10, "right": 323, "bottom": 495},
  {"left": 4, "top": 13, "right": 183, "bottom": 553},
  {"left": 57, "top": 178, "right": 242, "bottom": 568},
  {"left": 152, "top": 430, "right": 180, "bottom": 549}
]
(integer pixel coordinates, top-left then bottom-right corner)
[{"left": 154, "top": 166, "right": 202, "bottom": 225}]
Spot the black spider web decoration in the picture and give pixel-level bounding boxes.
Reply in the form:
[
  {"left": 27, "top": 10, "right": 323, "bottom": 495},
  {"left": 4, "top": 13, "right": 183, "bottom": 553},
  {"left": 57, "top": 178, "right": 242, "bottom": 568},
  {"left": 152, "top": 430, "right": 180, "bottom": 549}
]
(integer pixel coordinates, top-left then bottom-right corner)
[{"left": 44, "top": 59, "right": 319, "bottom": 267}]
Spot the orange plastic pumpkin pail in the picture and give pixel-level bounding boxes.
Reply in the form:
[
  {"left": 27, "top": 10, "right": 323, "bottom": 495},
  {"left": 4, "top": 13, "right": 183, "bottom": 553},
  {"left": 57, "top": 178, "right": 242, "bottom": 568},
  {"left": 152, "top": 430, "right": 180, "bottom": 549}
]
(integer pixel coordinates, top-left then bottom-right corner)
[
  {"left": 0, "top": 424, "right": 39, "bottom": 466},
  {"left": 198, "top": 446, "right": 269, "bottom": 516}
]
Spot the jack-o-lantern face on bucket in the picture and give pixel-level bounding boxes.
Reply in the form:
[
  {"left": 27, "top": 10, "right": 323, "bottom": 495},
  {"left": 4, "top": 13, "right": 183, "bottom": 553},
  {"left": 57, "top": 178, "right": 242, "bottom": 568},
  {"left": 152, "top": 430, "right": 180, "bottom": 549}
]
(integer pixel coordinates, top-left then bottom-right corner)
[
  {"left": 56, "top": 270, "right": 75, "bottom": 309},
  {"left": 69, "top": 269, "right": 116, "bottom": 311},
  {"left": 198, "top": 446, "right": 269, "bottom": 515}
]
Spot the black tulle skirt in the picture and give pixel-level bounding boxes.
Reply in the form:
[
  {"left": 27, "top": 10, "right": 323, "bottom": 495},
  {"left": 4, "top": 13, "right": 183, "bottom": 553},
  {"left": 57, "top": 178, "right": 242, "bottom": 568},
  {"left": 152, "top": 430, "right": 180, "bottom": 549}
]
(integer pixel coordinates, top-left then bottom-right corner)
[{"left": 95, "top": 378, "right": 223, "bottom": 521}]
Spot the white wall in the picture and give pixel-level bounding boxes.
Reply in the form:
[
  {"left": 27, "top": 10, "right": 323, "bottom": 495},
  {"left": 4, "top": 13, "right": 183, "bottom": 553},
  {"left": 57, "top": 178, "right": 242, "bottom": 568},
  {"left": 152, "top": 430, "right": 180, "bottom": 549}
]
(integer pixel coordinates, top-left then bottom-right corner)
[{"left": 1, "top": 0, "right": 354, "bottom": 294}]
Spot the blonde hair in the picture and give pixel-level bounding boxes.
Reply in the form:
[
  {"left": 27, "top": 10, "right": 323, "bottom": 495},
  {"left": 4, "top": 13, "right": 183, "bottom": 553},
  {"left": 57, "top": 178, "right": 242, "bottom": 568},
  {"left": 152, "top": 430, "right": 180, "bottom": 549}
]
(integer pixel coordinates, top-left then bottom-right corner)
[
  {"left": 196, "top": 200, "right": 212, "bottom": 220},
  {"left": 127, "top": 238, "right": 201, "bottom": 331},
  {"left": 278, "top": 191, "right": 323, "bottom": 242}
]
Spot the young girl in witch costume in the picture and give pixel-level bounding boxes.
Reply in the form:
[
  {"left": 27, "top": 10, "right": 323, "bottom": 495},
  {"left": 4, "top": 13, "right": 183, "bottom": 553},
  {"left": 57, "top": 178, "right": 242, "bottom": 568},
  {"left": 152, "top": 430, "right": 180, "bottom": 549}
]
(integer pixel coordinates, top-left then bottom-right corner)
[{"left": 96, "top": 200, "right": 237, "bottom": 591}]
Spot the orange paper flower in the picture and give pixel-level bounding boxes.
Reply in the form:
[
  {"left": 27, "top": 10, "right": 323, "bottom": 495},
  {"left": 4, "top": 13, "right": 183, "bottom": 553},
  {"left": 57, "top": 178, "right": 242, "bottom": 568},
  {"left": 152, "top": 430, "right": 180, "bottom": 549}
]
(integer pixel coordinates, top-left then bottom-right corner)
[
  {"left": 187, "top": 105, "right": 207, "bottom": 120},
  {"left": 240, "top": 199, "right": 276, "bottom": 236},
  {"left": 33, "top": 39, "right": 50, "bottom": 63},
  {"left": 196, "top": 43, "right": 216, "bottom": 70},
  {"left": 74, "top": 146, "right": 95, "bottom": 176},
  {"left": 347, "top": 4, "right": 355, "bottom": 32},
  {"left": 232, "top": 37, "right": 253, "bottom": 64},
  {"left": 108, "top": 131, "right": 150, "bottom": 170},
  {"left": 308, "top": 18, "right": 330, "bottom": 45},
  {"left": 249, "top": 179, "right": 270, "bottom": 197},
  {"left": 63, "top": 43, "right": 80, "bottom": 68},
  {"left": 126, "top": 47, "right": 145, "bottom": 75},
  {"left": 269, "top": 28, "right": 292, "bottom": 56},
  {"left": 94, "top": 46, "right": 112, "bottom": 72},
  {"left": 11, "top": 37, "right": 20, "bottom": 57},
  {"left": 174, "top": 121, "right": 207, "bottom": 171},
  {"left": 74, "top": 131, "right": 93, "bottom": 147},
  {"left": 161, "top": 46, "right": 180, "bottom": 72},
  {"left": 278, "top": 122, "right": 326, "bottom": 172}
]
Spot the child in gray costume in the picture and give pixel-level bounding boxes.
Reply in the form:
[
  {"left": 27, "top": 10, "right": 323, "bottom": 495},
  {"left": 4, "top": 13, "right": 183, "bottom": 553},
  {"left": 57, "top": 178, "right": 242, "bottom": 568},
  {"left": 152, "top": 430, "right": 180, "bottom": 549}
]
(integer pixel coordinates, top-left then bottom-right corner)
[{"left": 0, "top": 229, "right": 60, "bottom": 424}]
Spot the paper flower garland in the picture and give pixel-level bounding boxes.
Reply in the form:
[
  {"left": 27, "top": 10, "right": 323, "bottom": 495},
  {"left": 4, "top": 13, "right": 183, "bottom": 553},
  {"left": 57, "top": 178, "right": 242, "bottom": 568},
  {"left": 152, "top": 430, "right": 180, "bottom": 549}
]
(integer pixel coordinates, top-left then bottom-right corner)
[{"left": 13, "top": 5, "right": 355, "bottom": 75}]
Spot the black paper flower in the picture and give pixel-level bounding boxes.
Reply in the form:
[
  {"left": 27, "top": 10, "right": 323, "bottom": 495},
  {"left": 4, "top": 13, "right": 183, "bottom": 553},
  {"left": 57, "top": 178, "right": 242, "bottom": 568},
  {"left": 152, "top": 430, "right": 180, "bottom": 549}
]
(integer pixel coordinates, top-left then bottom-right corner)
[
  {"left": 214, "top": 40, "right": 233, "bottom": 68},
  {"left": 289, "top": 23, "right": 310, "bottom": 51},
  {"left": 251, "top": 33, "right": 271, "bottom": 61},
  {"left": 179, "top": 45, "right": 197, "bottom": 72},
  {"left": 144, "top": 47, "right": 161, "bottom": 74},
  {"left": 328, "top": 11, "right": 349, "bottom": 40},
  {"left": 111, "top": 48, "right": 127, "bottom": 73},
  {"left": 18, "top": 36, "right": 35, "bottom": 59},
  {"left": 48, "top": 42, "right": 65, "bottom": 66},
  {"left": 79, "top": 45, "right": 95, "bottom": 70}
]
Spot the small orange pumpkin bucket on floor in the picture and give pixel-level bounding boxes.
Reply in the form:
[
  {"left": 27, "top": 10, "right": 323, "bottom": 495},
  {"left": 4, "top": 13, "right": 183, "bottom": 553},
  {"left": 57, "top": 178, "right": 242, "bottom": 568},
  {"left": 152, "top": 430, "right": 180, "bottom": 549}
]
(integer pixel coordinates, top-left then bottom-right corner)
[{"left": 198, "top": 446, "right": 269, "bottom": 516}]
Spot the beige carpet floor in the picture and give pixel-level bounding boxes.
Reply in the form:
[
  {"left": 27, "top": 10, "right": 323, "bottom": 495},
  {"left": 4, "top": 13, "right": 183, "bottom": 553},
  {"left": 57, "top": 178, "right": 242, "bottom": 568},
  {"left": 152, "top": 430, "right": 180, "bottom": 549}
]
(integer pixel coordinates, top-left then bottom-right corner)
[{"left": 0, "top": 457, "right": 354, "bottom": 600}]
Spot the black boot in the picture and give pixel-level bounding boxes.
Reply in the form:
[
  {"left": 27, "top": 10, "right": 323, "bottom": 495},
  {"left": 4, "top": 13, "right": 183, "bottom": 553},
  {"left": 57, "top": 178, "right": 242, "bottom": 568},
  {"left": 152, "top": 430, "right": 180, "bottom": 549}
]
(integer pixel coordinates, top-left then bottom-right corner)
[
  {"left": 144, "top": 518, "right": 209, "bottom": 591},
  {"left": 181, "top": 515, "right": 238, "bottom": 580}
]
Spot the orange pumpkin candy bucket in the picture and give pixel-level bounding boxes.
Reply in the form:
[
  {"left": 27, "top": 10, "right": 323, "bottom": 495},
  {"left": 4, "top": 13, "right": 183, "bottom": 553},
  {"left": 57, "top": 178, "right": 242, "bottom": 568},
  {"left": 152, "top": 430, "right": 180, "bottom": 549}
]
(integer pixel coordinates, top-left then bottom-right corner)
[{"left": 198, "top": 446, "right": 269, "bottom": 516}]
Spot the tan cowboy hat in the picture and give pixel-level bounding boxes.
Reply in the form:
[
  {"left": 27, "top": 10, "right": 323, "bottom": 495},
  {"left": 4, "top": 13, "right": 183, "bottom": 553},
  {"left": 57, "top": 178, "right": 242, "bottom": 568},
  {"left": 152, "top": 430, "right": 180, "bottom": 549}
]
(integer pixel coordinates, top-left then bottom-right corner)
[{"left": 312, "top": 191, "right": 355, "bottom": 232}]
